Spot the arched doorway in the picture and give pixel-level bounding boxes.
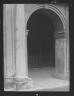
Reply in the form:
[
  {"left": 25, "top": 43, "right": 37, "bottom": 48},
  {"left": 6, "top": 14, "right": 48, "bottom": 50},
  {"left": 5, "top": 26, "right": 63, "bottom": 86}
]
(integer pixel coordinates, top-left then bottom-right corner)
[
  {"left": 27, "top": 10, "right": 55, "bottom": 68},
  {"left": 4, "top": 4, "right": 69, "bottom": 90},
  {"left": 27, "top": 9, "right": 55, "bottom": 80},
  {"left": 26, "top": 8, "right": 65, "bottom": 81}
]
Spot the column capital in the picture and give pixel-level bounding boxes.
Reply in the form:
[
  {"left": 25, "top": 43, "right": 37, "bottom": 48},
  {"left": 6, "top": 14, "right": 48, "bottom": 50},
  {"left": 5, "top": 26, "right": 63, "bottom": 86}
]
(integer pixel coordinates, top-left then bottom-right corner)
[
  {"left": 54, "top": 31, "right": 66, "bottom": 39},
  {"left": 26, "top": 30, "right": 29, "bottom": 36}
]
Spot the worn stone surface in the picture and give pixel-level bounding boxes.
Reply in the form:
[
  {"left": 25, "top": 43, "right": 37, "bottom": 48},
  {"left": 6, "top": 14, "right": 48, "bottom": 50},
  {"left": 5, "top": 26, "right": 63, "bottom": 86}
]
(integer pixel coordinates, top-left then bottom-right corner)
[
  {"left": 4, "top": 68, "right": 69, "bottom": 91},
  {"left": 55, "top": 38, "right": 66, "bottom": 76},
  {"left": 15, "top": 4, "right": 28, "bottom": 79},
  {"left": 15, "top": 78, "right": 33, "bottom": 90},
  {"left": 4, "top": 77, "right": 33, "bottom": 90},
  {"left": 4, "top": 78, "right": 16, "bottom": 89},
  {"left": 5, "top": 4, "right": 13, "bottom": 77}
]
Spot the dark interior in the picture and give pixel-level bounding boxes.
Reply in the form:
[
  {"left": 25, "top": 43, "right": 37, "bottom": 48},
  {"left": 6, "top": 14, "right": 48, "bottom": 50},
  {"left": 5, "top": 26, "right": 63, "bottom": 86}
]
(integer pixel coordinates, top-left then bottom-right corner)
[{"left": 27, "top": 9, "right": 55, "bottom": 68}]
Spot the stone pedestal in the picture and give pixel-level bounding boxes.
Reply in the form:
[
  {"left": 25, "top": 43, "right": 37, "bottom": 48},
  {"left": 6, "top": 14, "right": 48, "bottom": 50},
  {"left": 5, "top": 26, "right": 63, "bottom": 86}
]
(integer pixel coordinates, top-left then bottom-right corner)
[
  {"left": 14, "top": 78, "right": 33, "bottom": 90},
  {"left": 4, "top": 77, "right": 16, "bottom": 89}
]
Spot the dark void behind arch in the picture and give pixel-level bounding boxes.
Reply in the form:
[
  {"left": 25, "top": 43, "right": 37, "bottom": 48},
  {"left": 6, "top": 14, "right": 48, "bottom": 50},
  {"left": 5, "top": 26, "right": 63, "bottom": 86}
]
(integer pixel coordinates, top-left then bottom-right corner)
[
  {"left": 27, "top": 8, "right": 64, "bottom": 33},
  {"left": 27, "top": 9, "right": 55, "bottom": 68}
]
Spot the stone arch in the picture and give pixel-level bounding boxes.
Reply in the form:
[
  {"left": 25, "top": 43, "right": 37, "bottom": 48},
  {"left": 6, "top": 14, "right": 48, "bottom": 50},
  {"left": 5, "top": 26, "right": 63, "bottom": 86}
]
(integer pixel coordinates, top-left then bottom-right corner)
[{"left": 25, "top": 4, "right": 66, "bottom": 30}]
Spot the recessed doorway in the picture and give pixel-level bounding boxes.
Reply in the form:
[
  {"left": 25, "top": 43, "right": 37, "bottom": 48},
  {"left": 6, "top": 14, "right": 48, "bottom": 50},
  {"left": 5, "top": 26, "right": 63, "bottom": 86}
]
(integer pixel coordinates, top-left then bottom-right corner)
[{"left": 26, "top": 8, "right": 69, "bottom": 90}]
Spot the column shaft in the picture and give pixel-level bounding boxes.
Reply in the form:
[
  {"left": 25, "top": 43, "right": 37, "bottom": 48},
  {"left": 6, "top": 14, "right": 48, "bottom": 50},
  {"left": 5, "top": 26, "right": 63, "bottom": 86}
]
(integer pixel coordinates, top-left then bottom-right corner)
[
  {"left": 4, "top": 4, "right": 16, "bottom": 90},
  {"left": 16, "top": 4, "right": 28, "bottom": 79},
  {"left": 4, "top": 4, "right": 13, "bottom": 78},
  {"left": 15, "top": 4, "right": 33, "bottom": 90},
  {"left": 55, "top": 36, "right": 67, "bottom": 79}
]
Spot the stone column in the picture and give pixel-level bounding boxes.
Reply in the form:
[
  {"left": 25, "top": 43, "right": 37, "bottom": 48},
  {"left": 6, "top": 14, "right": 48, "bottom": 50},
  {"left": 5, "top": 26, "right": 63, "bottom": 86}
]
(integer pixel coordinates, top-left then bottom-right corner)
[
  {"left": 4, "top": 4, "right": 16, "bottom": 89},
  {"left": 15, "top": 4, "right": 33, "bottom": 90},
  {"left": 54, "top": 32, "right": 67, "bottom": 79}
]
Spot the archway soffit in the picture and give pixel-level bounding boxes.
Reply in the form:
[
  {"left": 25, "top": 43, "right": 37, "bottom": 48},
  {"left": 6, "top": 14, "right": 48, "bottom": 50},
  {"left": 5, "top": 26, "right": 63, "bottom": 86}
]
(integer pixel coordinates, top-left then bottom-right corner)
[{"left": 25, "top": 4, "right": 66, "bottom": 31}]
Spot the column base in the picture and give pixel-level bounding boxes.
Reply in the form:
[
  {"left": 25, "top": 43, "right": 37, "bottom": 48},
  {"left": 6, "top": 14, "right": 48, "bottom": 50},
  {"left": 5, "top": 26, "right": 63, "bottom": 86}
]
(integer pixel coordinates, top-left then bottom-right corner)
[
  {"left": 14, "top": 77, "right": 33, "bottom": 90},
  {"left": 4, "top": 77, "right": 16, "bottom": 90},
  {"left": 4, "top": 77, "right": 33, "bottom": 90},
  {"left": 66, "top": 71, "right": 70, "bottom": 81},
  {"left": 54, "top": 72, "right": 68, "bottom": 80}
]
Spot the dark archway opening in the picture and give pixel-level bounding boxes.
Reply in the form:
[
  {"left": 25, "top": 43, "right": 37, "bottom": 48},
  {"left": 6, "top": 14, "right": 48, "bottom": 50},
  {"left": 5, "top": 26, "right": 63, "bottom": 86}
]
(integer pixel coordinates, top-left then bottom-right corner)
[
  {"left": 27, "top": 10, "right": 55, "bottom": 69},
  {"left": 26, "top": 8, "right": 66, "bottom": 89}
]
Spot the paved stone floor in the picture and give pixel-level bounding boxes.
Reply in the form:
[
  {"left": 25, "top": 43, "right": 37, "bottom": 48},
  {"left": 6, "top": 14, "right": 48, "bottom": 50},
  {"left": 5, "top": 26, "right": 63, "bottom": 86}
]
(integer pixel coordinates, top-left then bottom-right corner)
[
  {"left": 4, "top": 67, "right": 69, "bottom": 91},
  {"left": 42, "top": 86, "right": 69, "bottom": 91}
]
